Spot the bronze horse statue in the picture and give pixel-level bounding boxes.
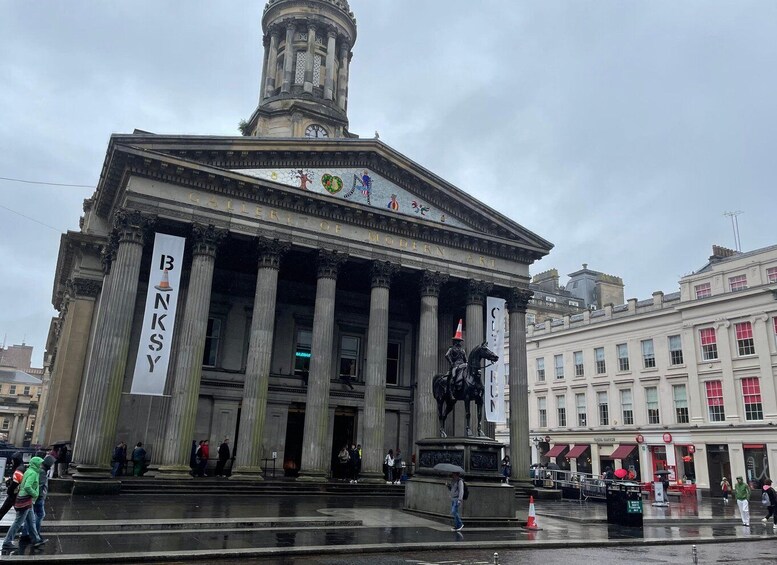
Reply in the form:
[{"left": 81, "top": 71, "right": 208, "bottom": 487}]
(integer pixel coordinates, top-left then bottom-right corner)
[{"left": 432, "top": 341, "right": 499, "bottom": 438}]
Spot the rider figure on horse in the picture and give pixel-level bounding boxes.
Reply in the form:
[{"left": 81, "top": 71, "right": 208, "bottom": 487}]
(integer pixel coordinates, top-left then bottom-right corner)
[{"left": 445, "top": 319, "right": 467, "bottom": 402}]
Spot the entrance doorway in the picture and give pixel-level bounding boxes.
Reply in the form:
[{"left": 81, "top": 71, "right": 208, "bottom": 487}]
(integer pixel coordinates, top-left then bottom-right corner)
[
  {"left": 283, "top": 404, "right": 305, "bottom": 477},
  {"left": 707, "top": 444, "right": 731, "bottom": 496},
  {"left": 331, "top": 407, "right": 356, "bottom": 479}
]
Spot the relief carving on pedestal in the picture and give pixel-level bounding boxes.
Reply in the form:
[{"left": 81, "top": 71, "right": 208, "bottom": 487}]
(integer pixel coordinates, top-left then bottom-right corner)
[
  {"left": 418, "top": 449, "right": 464, "bottom": 469},
  {"left": 470, "top": 450, "right": 498, "bottom": 471}
]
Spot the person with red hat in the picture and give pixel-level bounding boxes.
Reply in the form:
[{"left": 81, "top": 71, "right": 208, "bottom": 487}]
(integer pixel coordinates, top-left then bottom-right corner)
[{"left": 445, "top": 320, "right": 467, "bottom": 402}]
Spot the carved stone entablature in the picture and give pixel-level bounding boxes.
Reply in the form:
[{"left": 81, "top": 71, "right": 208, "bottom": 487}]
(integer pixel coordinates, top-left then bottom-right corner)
[
  {"left": 191, "top": 224, "right": 228, "bottom": 258},
  {"left": 470, "top": 450, "right": 498, "bottom": 472},
  {"left": 82, "top": 197, "right": 95, "bottom": 212},
  {"left": 466, "top": 279, "right": 493, "bottom": 306},
  {"left": 112, "top": 209, "right": 154, "bottom": 247},
  {"left": 370, "top": 260, "right": 399, "bottom": 289},
  {"left": 257, "top": 237, "right": 291, "bottom": 270},
  {"left": 418, "top": 449, "right": 464, "bottom": 469},
  {"left": 419, "top": 270, "right": 449, "bottom": 298},
  {"left": 506, "top": 286, "right": 534, "bottom": 313},
  {"left": 71, "top": 277, "right": 102, "bottom": 299},
  {"left": 317, "top": 249, "right": 347, "bottom": 279}
]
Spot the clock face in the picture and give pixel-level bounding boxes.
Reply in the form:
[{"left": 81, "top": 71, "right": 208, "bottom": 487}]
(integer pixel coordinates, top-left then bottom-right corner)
[{"left": 305, "top": 124, "right": 329, "bottom": 138}]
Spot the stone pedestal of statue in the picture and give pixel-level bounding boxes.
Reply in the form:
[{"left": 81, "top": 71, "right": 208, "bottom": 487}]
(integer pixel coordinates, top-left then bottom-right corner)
[{"left": 404, "top": 437, "right": 525, "bottom": 526}]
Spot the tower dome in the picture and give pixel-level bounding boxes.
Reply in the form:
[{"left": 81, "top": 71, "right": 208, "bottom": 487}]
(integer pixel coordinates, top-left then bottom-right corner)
[{"left": 245, "top": 0, "right": 358, "bottom": 139}]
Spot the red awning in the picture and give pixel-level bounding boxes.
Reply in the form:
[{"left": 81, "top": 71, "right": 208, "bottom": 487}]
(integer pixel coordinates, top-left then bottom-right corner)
[
  {"left": 566, "top": 444, "right": 590, "bottom": 459},
  {"left": 743, "top": 444, "right": 765, "bottom": 449},
  {"left": 545, "top": 444, "right": 568, "bottom": 458},
  {"left": 609, "top": 444, "right": 636, "bottom": 459}
]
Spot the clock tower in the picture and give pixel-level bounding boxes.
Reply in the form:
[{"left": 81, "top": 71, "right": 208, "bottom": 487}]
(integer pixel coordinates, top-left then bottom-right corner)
[{"left": 244, "top": 0, "right": 357, "bottom": 139}]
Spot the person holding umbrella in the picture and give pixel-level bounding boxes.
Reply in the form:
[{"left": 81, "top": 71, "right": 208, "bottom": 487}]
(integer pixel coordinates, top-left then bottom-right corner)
[{"left": 448, "top": 471, "right": 465, "bottom": 531}]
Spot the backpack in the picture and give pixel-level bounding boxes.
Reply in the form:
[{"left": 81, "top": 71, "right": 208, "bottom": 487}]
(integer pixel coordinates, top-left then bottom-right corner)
[
  {"left": 462, "top": 481, "right": 469, "bottom": 501},
  {"left": 762, "top": 491, "right": 770, "bottom": 506}
]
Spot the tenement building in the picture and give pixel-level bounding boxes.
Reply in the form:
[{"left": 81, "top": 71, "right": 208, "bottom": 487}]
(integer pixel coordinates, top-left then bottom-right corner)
[
  {"left": 526, "top": 244, "right": 777, "bottom": 495},
  {"left": 41, "top": 0, "right": 551, "bottom": 481}
]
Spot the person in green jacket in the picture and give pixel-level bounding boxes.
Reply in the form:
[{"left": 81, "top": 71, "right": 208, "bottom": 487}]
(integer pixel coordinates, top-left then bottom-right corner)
[
  {"left": 2, "top": 456, "right": 47, "bottom": 551},
  {"left": 734, "top": 475, "right": 752, "bottom": 527}
]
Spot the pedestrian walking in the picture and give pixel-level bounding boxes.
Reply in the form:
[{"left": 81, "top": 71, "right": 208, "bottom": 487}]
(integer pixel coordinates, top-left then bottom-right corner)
[
  {"left": 384, "top": 449, "right": 394, "bottom": 484},
  {"left": 196, "top": 440, "right": 210, "bottom": 477},
  {"left": 721, "top": 476, "right": 731, "bottom": 503},
  {"left": 21, "top": 455, "right": 55, "bottom": 543},
  {"left": 448, "top": 471, "right": 464, "bottom": 531},
  {"left": 2, "top": 456, "right": 47, "bottom": 551},
  {"left": 501, "top": 455, "right": 511, "bottom": 485},
  {"left": 337, "top": 445, "right": 350, "bottom": 480},
  {"left": 761, "top": 479, "right": 777, "bottom": 528},
  {"left": 348, "top": 443, "right": 360, "bottom": 483},
  {"left": 189, "top": 440, "right": 198, "bottom": 476},
  {"left": 393, "top": 449, "right": 403, "bottom": 484},
  {"left": 0, "top": 452, "right": 25, "bottom": 520},
  {"left": 734, "top": 475, "right": 751, "bottom": 526},
  {"left": 132, "top": 442, "right": 147, "bottom": 476},
  {"left": 56, "top": 444, "right": 69, "bottom": 477},
  {"left": 215, "top": 438, "right": 231, "bottom": 477},
  {"left": 111, "top": 441, "right": 126, "bottom": 478}
]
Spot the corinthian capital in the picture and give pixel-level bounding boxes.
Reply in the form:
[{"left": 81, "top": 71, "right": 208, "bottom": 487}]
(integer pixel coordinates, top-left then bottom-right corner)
[
  {"left": 257, "top": 238, "right": 291, "bottom": 270},
  {"left": 112, "top": 209, "right": 153, "bottom": 246},
  {"left": 317, "top": 249, "right": 348, "bottom": 279},
  {"left": 466, "top": 279, "right": 493, "bottom": 306},
  {"left": 506, "top": 287, "right": 534, "bottom": 313},
  {"left": 371, "top": 261, "right": 399, "bottom": 289},
  {"left": 191, "top": 224, "right": 228, "bottom": 258},
  {"left": 419, "top": 271, "right": 448, "bottom": 297}
]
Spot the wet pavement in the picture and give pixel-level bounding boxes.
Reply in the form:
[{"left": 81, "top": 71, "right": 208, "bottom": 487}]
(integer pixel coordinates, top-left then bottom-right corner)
[{"left": 0, "top": 491, "right": 772, "bottom": 562}]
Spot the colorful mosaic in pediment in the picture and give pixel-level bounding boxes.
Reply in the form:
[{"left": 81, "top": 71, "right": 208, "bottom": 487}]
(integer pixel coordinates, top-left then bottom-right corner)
[{"left": 233, "top": 168, "right": 465, "bottom": 228}]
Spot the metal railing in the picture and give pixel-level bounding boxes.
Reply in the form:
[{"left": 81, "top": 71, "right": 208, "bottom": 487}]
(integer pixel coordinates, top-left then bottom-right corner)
[{"left": 532, "top": 469, "right": 623, "bottom": 501}]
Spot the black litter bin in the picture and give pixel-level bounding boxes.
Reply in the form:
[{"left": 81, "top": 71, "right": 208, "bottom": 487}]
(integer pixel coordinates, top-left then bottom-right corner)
[{"left": 606, "top": 481, "right": 643, "bottom": 528}]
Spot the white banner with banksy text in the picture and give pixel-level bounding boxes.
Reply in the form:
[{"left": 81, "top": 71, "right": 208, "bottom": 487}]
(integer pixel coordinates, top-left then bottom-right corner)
[
  {"left": 131, "top": 233, "right": 186, "bottom": 395},
  {"left": 485, "top": 296, "right": 507, "bottom": 423}
]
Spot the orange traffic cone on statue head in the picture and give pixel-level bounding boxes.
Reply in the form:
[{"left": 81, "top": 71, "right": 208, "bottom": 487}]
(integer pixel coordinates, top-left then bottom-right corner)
[
  {"left": 452, "top": 319, "right": 463, "bottom": 341},
  {"left": 526, "top": 495, "right": 542, "bottom": 530}
]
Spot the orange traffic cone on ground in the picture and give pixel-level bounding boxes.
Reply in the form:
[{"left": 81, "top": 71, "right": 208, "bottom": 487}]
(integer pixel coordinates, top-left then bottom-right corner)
[{"left": 526, "top": 495, "right": 541, "bottom": 530}]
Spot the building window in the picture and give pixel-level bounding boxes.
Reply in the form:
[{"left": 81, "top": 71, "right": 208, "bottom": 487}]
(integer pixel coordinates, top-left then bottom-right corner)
[
  {"left": 695, "top": 283, "right": 712, "bottom": 299},
  {"left": 536, "top": 358, "right": 545, "bottom": 382},
  {"left": 595, "top": 347, "right": 606, "bottom": 374},
  {"left": 742, "top": 377, "right": 763, "bottom": 421},
  {"left": 646, "top": 386, "right": 660, "bottom": 424},
  {"left": 202, "top": 318, "right": 222, "bottom": 367},
  {"left": 673, "top": 384, "right": 689, "bottom": 424},
  {"left": 620, "top": 389, "right": 634, "bottom": 425},
  {"left": 705, "top": 380, "right": 725, "bottom": 422},
  {"left": 556, "top": 395, "right": 567, "bottom": 427},
  {"left": 617, "top": 344, "right": 630, "bottom": 371},
  {"left": 641, "top": 339, "right": 656, "bottom": 369},
  {"left": 386, "top": 342, "right": 400, "bottom": 385},
  {"left": 735, "top": 321, "right": 756, "bottom": 356},
  {"left": 554, "top": 354, "right": 564, "bottom": 379},
  {"left": 545, "top": 296, "right": 557, "bottom": 303},
  {"left": 538, "top": 397, "right": 547, "bottom": 427},
  {"left": 576, "top": 393, "right": 587, "bottom": 427},
  {"left": 312, "top": 54, "right": 322, "bottom": 86},
  {"left": 294, "top": 51, "right": 306, "bottom": 84},
  {"left": 729, "top": 274, "right": 748, "bottom": 292},
  {"left": 9, "top": 385, "right": 17, "bottom": 395},
  {"left": 768, "top": 266, "right": 777, "bottom": 284},
  {"left": 339, "top": 336, "right": 360, "bottom": 383},
  {"left": 574, "top": 351, "right": 584, "bottom": 377},
  {"left": 597, "top": 391, "right": 609, "bottom": 426},
  {"left": 699, "top": 328, "right": 718, "bottom": 360},
  {"left": 23, "top": 386, "right": 30, "bottom": 396},
  {"left": 293, "top": 330, "right": 313, "bottom": 380},
  {"left": 1, "top": 419, "right": 8, "bottom": 431},
  {"left": 527, "top": 313, "right": 536, "bottom": 325},
  {"left": 668, "top": 335, "right": 683, "bottom": 365}
]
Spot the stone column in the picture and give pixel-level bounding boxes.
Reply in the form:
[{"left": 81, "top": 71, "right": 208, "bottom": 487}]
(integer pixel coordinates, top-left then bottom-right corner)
[
  {"left": 281, "top": 21, "right": 296, "bottom": 93},
  {"left": 324, "top": 30, "right": 337, "bottom": 100},
  {"left": 72, "top": 210, "right": 149, "bottom": 476},
  {"left": 465, "top": 279, "right": 492, "bottom": 437},
  {"left": 416, "top": 271, "right": 448, "bottom": 441},
  {"left": 259, "top": 33, "right": 270, "bottom": 101},
  {"left": 361, "top": 261, "right": 399, "bottom": 482},
  {"left": 507, "top": 287, "right": 533, "bottom": 482},
  {"left": 336, "top": 42, "right": 350, "bottom": 110},
  {"left": 159, "top": 224, "right": 226, "bottom": 478},
  {"left": 232, "top": 239, "right": 289, "bottom": 480},
  {"left": 9, "top": 415, "right": 20, "bottom": 446},
  {"left": 303, "top": 23, "right": 316, "bottom": 93},
  {"left": 264, "top": 30, "right": 281, "bottom": 99},
  {"left": 299, "top": 250, "right": 346, "bottom": 480}
]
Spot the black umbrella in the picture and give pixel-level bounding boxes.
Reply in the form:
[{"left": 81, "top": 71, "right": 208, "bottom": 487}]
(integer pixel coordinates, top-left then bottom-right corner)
[
  {"left": 654, "top": 469, "right": 671, "bottom": 475},
  {"left": 52, "top": 440, "right": 71, "bottom": 447},
  {"left": 433, "top": 463, "right": 465, "bottom": 475}
]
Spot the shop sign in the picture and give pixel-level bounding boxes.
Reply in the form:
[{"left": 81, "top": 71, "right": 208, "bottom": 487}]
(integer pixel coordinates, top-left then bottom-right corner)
[
  {"left": 593, "top": 437, "right": 616, "bottom": 443},
  {"left": 627, "top": 500, "right": 643, "bottom": 514}
]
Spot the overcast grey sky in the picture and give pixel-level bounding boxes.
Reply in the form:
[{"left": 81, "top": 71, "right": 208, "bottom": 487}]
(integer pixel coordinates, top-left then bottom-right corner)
[{"left": 1, "top": 1, "right": 775, "bottom": 365}]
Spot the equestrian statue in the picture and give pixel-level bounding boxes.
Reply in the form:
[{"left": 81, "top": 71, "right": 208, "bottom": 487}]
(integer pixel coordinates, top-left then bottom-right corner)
[{"left": 432, "top": 319, "right": 500, "bottom": 438}]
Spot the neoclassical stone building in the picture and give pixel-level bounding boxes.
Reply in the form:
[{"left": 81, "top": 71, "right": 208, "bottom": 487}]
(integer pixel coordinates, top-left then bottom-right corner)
[{"left": 41, "top": 0, "right": 551, "bottom": 481}]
